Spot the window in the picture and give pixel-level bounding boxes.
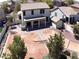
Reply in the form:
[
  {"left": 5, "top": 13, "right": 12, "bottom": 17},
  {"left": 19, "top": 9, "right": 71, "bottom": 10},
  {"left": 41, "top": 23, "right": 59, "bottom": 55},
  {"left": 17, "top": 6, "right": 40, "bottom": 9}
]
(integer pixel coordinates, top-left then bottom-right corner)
[
  {"left": 31, "top": 10, "right": 34, "bottom": 15},
  {"left": 40, "top": 9, "right": 44, "bottom": 14},
  {"left": 55, "top": 12, "right": 57, "bottom": 16},
  {"left": 23, "top": 11, "right": 26, "bottom": 16}
]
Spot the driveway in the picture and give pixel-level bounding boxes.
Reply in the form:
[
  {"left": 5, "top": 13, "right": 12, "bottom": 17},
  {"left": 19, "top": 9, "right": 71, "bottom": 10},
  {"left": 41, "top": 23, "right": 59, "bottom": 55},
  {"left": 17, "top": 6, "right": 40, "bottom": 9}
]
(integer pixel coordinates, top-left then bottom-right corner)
[
  {"left": 62, "top": 30, "right": 79, "bottom": 43},
  {"left": 65, "top": 23, "right": 73, "bottom": 34},
  {"left": 62, "top": 30, "right": 79, "bottom": 58}
]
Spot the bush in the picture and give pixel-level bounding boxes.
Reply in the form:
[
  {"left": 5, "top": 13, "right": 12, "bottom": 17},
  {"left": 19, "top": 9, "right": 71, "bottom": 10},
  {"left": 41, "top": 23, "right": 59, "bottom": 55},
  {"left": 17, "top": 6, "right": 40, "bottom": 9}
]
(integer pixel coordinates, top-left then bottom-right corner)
[
  {"left": 73, "top": 24, "right": 79, "bottom": 40},
  {"left": 59, "top": 54, "right": 67, "bottom": 59},
  {"left": 71, "top": 52, "right": 78, "bottom": 59},
  {"left": 29, "top": 57, "right": 34, "bottom": 59},
  {"left": 56, "top": 20, "right": 65, "bottom": 29},
  {"left": 43, "top": 55, "right": 49, "bottom": 59},
  {"left": 73, "top": 24, "right": 79, "bottom": 34},
  {"left": 74, "top": 34, "right": 79, "bottom": 40},
  {"left": 64, "top": 50, "right": 71, "bottom": 56}
]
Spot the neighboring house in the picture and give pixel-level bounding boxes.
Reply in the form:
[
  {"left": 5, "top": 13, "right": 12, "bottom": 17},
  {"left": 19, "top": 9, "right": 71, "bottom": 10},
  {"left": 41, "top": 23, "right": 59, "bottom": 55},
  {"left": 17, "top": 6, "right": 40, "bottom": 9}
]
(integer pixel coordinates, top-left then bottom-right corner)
[
  {"left": 70, "top": 3, "right": 79, "bottom": 21},
  {"left": 50, "top": 6, "right": 77, "bottom": 24},
  {"left": 21, "top": 2, "right": 50, "bottom": 30},
  {"left": 0, "top": 6, "right": 6, "bottom": 26},
  {"left": 71, "top": 3, "right": 79, "bottom": 13}
]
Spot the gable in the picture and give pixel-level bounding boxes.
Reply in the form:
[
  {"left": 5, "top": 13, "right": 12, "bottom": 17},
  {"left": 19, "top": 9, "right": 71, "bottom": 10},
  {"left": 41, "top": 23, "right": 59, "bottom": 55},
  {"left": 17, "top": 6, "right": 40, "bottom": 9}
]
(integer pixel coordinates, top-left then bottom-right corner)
[{"left": 50, "top": 8, "right": 66, "bottom": 19}]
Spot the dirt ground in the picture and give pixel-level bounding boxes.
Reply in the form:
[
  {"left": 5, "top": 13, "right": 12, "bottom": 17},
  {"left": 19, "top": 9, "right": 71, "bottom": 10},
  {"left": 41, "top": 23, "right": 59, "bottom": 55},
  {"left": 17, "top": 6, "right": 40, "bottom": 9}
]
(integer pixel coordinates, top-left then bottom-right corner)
[
  {"left": 3, "top": 26, "right": 58, "bottom": 59},
  {"left": 3, "top": 26, "right": 79, "bottom": 59}
]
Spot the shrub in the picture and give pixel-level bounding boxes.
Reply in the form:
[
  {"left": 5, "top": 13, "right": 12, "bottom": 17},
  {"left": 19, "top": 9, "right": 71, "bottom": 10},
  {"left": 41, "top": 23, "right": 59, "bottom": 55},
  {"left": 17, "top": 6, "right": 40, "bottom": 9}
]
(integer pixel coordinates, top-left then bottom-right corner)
[
  {"left": 71, "top": 52, "right": 78, "bottom": 59},
  {"left": 64, "top": 50, "right": 71, "bottom": 56},
  {"left": 59, "top": 54, "right": 67, "bottom": 59},
  {"left": 56, "top": 20, "right": 65, "bottom": 29},
  {"left": 29, "top": 57, "right": 34, "bottom": 59}
]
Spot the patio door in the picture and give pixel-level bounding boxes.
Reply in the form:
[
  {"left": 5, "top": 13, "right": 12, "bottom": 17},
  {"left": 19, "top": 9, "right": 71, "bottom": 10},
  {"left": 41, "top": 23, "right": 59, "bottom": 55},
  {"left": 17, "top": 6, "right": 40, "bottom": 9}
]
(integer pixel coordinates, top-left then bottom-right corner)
[
  {"left": 26, "top": 22, "right": 31, "bottom": 30},
  {"left": 33, "top": 21, "right": 38, "bottom": 29},
  {"left": 40, "top": 19, "right": 45, "bottom": 28}
]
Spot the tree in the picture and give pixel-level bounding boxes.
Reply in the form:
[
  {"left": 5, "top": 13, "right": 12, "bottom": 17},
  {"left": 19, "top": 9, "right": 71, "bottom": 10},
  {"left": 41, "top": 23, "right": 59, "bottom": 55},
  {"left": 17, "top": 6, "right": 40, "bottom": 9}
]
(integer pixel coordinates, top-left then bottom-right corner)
[
  {"left": 8, "top": 35, "right": 27, "bottom": 59},
  {"left": 65, "top": 0, "right": 74, "bottom": 5},
  {"left": 73, "top": 24, "right": 79, "bottom": 35},
  {"left": 6, "top": 16, "right": 13, "bottom": 26},
  {"left": 14, "top": 2, "right": 20, "bottom": 13},
  {"left": 73, "top": 24, "right": 79, "bottom": 39},
  {"left": 1, "top": 1, "right": 9, "bottom": 14},
  {"left": 20, "top": 0, "right": 27, "bottom": 3},
  {"left": 71, "top": 52, "right": 78, "bottom": 59},
  {"left": 47, "top": 33, "right": 64, "bottom": 59}
]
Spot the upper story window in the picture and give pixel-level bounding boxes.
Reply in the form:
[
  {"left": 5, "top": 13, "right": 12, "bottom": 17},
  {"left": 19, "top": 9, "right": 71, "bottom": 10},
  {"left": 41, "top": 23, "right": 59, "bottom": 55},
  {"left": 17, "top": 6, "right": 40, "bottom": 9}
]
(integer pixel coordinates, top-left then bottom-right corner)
[
  {"left": 55, "top": 12, "right": 57, "bottom": 16},
  {"left": 40, "top": 9, "right": 44, "bottom": 14},
  {"left": 23, "top": 11, "right": 26, "bottom": 16},
  {"left": 31, "top": 10, "right": 34, "bottom": 15}
]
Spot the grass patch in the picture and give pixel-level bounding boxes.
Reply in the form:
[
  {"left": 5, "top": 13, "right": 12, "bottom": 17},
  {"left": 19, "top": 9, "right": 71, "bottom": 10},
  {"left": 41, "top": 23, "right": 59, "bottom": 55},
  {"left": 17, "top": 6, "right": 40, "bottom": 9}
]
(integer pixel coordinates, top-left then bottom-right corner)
[
  {"left": 0, "top": 27, "right": 2, "bottom": 33},
  {"left": 43, "top": 55, "right": 49, "bottom": 59}
]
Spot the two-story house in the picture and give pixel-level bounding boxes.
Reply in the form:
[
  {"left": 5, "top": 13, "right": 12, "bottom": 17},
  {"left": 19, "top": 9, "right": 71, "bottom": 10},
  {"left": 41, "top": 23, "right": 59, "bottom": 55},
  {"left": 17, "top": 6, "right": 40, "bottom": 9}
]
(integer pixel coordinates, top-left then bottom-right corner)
[
  {"left": 70, "top": 4, "right": 79, "bottom": 22},
  {"left": 21, "top": 2, "right": 50, "bottom": 30}
]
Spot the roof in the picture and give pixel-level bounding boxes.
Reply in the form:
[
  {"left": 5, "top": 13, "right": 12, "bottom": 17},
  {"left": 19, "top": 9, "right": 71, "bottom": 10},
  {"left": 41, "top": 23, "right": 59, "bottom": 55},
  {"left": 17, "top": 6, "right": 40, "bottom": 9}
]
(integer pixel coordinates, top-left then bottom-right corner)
[
  {"left": 51, "top": 16, "right": 60, "bottom": 23},
  {"left": 70, "top": 4, "right": 79, "bottom": 13},
  {"left": 21, "top": 2, "right": 50, "bottom": 10},
  {"left": 24, "top": 17, "right": 46, "bottom": 21},
  {"left": 71, "top": 4, "right": 79, "bottom": 9},
  {"left": 59, "top": 6, "right": 77, "bottom": 17}
]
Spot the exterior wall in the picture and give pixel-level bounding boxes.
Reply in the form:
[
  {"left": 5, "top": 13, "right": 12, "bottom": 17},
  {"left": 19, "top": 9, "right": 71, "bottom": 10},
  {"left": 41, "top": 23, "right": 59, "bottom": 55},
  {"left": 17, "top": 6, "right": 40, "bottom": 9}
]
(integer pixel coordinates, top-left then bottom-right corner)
[
  {"left": 23, "top": 9, "right": 50, "bottom": 19},
  {"left": 50, "top": 9, "right": 66, "bottom": 19},
  {"left": 21, "top": 8, "right": 50, "bottom": 28}
]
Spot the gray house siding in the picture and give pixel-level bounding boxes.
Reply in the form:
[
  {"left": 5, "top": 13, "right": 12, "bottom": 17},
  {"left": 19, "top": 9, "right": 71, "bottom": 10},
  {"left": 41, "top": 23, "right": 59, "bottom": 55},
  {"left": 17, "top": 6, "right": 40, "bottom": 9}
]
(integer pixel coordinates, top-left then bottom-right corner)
[{"left": 22, "top": 9, "right": 50, "bottom": 19}]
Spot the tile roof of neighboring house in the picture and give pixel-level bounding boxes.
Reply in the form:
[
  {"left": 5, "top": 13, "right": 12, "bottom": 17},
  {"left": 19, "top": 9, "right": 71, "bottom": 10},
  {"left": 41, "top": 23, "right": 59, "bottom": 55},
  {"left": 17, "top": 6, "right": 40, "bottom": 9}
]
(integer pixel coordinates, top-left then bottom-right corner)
[
  {"left": 70, "top": 4, "right": 79, "bottom": 13},
  {"left": 59, "top": 6, "right": 77, "bottom": 17},
  {"left": 71, "top": 3, "right": 79, "bottom": 9},
  {"left": 51, "top": 16, "right": 60, "bottom": 23},
  {"left": 21, "top": 2, "right": 50, "bottom": 10}
]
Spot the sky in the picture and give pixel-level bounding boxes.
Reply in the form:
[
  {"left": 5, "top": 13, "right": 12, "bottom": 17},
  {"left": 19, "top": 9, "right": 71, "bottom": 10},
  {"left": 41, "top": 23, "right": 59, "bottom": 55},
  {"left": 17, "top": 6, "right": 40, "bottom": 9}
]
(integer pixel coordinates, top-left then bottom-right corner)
[{"left": 0, "top": 0, "right": 7, "bottom": 2}]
